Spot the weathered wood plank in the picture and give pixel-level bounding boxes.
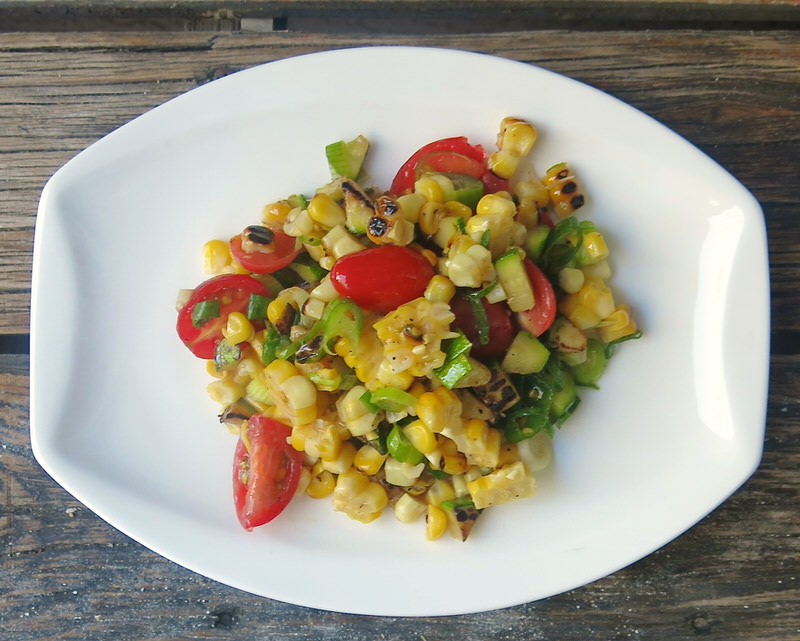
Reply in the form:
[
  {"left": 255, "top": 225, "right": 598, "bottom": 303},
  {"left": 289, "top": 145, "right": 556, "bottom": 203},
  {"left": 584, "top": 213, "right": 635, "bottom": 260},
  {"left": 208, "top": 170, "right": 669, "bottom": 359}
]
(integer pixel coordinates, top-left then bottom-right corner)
[
  {"left": 2, "top": 353, "right": 797, "bottom": 639},
  {"left": 1, "top": 29, "right": 797, "bottom": 335}
]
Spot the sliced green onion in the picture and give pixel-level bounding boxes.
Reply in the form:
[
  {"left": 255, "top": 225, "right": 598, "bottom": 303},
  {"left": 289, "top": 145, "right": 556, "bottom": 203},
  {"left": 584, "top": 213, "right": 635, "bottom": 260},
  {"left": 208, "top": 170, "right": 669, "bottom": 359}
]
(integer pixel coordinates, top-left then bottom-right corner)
[
  {"left": 191, "top": 300, "right": 220, "bottom": 328},
  {"left": 370, "top": 387, "right": 417, "bottom": 413},
  {"left": 386, "top": 425, "right": 425, "bottom": 465},
  {"left": 570, "top": 338, "right": 607, "bottom": 388},
  {"left": 467, "top": 296, "right": 490, "bottom": 345},
  {"left": 480, "top": 228, "right": 491, "bottom": 249},
  {"left": 359, "top": 390, "right": 380, "bottom": 414},
  {"left": 261, "top": 326, "right": 284, "bottom": 364},
  {"left": 434, "top": 331, "right": 475, "bottom": 389},
  {"left": 246, "top": 294, "right": 270, "bottom": 321}
]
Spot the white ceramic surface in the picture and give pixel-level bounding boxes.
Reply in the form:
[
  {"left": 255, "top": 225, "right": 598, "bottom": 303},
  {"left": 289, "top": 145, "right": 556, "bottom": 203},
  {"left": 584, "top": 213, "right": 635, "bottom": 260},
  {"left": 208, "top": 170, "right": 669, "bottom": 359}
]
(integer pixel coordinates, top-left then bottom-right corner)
[{"left": 30, "top": 47, "right": 770, "bottom": 616}]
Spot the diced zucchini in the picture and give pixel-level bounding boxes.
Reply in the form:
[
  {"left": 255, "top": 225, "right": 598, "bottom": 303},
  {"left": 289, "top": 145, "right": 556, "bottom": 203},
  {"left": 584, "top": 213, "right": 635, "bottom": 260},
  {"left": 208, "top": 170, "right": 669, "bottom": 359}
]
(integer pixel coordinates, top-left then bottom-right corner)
[
  {"left": 495, "top": 249, "right": 535, "bottom": 312},
  {"left": 550, "top": 370, "right": 578, "bottom": 422},
  {"left": 342, "top": 179, "right": 375, "bottom": 234},
  {"left": 325, "top": 135, "right": 370, "bottom": 180},
  {"left": 570, "top": 338, "right": 608, "bottom": 387},
  {"left": 502, "top": 331, "right": 551, "bottom": 375},
  {"left": 288, "top": 254, "right": 328, "bottom": 285},
  {"left": 524, "top": 225, "right": 551, "bottom": 262}
]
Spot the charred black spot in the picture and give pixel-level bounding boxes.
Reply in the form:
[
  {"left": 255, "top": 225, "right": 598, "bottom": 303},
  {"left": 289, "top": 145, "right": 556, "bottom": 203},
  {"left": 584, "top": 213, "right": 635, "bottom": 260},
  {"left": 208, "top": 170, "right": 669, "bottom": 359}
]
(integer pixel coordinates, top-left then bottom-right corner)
[
  {"left": 377, "top": 195, "right": 399, "bottom": 217},
  {"left": 561, "top": 181, "right": 577, "bottom": 194},
  {"left": 571, "top": 195, "right": 585, "bottom": 209},
  {"left": 368, "top": 216, "right": 389, "bottom": 237},
  {"left": 244, "top": 225, "right": 274, "bottom": 245}
]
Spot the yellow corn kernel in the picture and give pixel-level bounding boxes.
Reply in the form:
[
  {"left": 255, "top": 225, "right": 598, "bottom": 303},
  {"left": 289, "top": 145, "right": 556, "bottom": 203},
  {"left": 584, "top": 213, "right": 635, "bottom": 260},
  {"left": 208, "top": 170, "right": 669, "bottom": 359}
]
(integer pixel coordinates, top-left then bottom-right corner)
[
  {"left": 417, "top": 388, "right": 461, "bottom": 434},
  {"left": 265, "top": 358, "right": 299, "bottom": 385},
  {"left": 306, "top": 469, "right": 336, "bottom": 499},
  {"left": 222, "top": 312, "right": 254, "bottom": 346},
  {"left": 599, "top": 305, "right": 638, "bottom": 343},
  {"left": 396, "top": 193, "right": 426, "bottom": 223},
  {"left": 498, "top": 118, "right": 537, "bottom": 157},
  {"left": 262, "top": 200, "right": 293, "bottom": 228},
  {"left": 423, "top": 275, "right": 456, "bottom": 303},
  {"left": 307, "top": 193, "right": 346, "bottom": 229},
  {"left": 418, "top": 201, "right": 445, "bottom": 236},
  {"left": 283, "top": 207, "right": 315, "bottom": 238},
  {"left": 439, "top": 436, "right": 469, "bottom": 475},
  {"left": 332, "top": 468, "right": 388, "bottom": 524},
  {"left": 414, "top": 175, "right": 445, "bottom": 203},
  {"left": 206, "top": 379, "right": 245, "bottom": 406},
  {"left": 581, "top": 231, "right": 610, "bottom": 264},
  {"left": 354, "top": 444, "right": 387, "bottom": 476},
  {"left": 206, "top": 359, "right": 224, "bottom": 379},
  {"left": 426, "top": 478, "right": 456, "bottom": 505},
  {"left": 559, "top": 267, "right": 585, "bottom": 294},
  {"left": 403, "top": 420, "right": 437, "bottom": 455},
  {"left": 267, "top": 296, "right": 291, "bottom": 327},
  {"left": 202, "top": 240, "right": 232, "bottom": 274},
  {"left": 281, "top": 375, "right": 318, "bottom": 425},
  {"left": 322, "top": 440, "right": 357, "bottom": 475},
  {"left": 425, "top": 505, "right": 448, "bottom": 541},
  {"left": 394, "top": 493, "right": 427, "bottom": 524},
  {"left": 476, "top": 193, "right": 517, "bottom": 219},
  {"left": 419, "top": 247, "right": 438, "bottom": 267},
  {"left": 487, "top": 149, "right": 520, "bottom": 180}
]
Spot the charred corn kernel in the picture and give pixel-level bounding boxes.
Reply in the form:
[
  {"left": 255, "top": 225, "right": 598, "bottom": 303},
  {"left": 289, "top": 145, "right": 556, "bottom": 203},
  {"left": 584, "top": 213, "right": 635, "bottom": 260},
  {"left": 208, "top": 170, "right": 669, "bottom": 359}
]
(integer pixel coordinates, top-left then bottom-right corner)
[
  {"left": 332, "top": 468, "right": 388, "bottom": 524},
  {"left": 267, "top": 287, "right": 308, "bottom": 327},
  {"left": 222, "top": 312, "right": 254, "bottom": 346},
  {"left": 321, "top": 440, "right": 357, "bottom": 475},
  {"left": 281, "top": 375, "right": 317, "bottom": 425},
  {"left": 442, "top": 418, "right": 501, "bottom": 469},
  {"left": 581, "top": 231, "right": 610, "bottom": 264},
  {"left": 544, "top": 163, "right": 585, "bottom": 218},
  {"left": 468, "top": 461, "right": 536, "bottom": 509},
  {"left": 415, "top": 175, "right": 445, "bottom": 203},
  {"left": 307, "top": 193, "right": 346, "bottom": 229},
  {"left": 207, "top": 379, "right": 245, "bottom": 406},
  {"left": 425, "top": 505, "right": 448, "bottom": 541},
  {"left": 477, "top": 193, "right": 517, "bottom": 219},
  {"left": 417, "top": 388, "right": 461, "bottom": 434},
  {"left": 354, "top": 444, "right": 387, "bottom": 476},
  {"left": 283, "top": 206, "right": 315, "bottom": 237},
  {"left": 599, "top": 305, "right": 638, "bottom": 343},
  {"left": 418, "top": 201, "right": 445, "bottom": 236},
  {"left": 487, "top": 149, "right": 520, "bottom": 180},
  {"left": 262, "top": 200, "right": 293, "bottom": 228},
  {"left": 306, "top": 468, "right": 336, "bottom": 499},
  {"left": 394, "top": 493, "right": 426, "bottom": 524},
  {"left": 423, "top": 274, "right": 456, "bottom": 304},
  {"left": 202, "top": 240, "right": 232, "bottom": 274},
  {"left": 302, "top": 297, "right": 326, "bottom": 321},
  {"left": 559, "top": 267, "right": 585, "bottom": 294},
  {"left": 439, "top": 436, "right": 469, "bottom": 475},
  {"left": 403, "top": 420, "right": 437, "bottom": 455},
  {"left": 367, "top": 198, "right": 416, "bottom": 246}
]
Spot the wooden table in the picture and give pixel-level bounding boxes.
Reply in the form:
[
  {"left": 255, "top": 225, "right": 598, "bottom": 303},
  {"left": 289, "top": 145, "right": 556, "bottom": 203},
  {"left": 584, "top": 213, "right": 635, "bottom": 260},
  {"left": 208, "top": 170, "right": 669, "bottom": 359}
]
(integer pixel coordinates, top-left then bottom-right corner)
[{"left": 1, "top": 2, "right": 798, "bottom": 639}]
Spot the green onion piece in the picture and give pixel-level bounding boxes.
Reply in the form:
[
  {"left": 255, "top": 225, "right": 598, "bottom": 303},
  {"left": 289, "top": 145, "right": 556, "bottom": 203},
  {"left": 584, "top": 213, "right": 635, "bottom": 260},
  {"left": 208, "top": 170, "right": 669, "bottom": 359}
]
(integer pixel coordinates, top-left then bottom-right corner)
[
  {"left": 502, "top": 406, "right": 552, "bottom": 442},
  {"left": 320, "top": 299, "right": 363, "bottom": 353},
  {"left": 454, "top": 216, "right": 467, "bottom": 234},
  {"left": 386, "top": 425, "right": 425, "bottom": 465},
  {"left": 359, "top": 390, "right": 380, "bottom": 414},
  {"left": 429, "top": 468, "right": 451, "bottom": 479},
  {"left": 434, "top": 353, "right": 474, "bottom": 389},
  {"left": 541, "top": 216, "right": 583, "bottom": 274},
  {"left": 214, "top": 338, "right": 241, "bottom": 372},
  {"left": 480, "top": 229, "right": 491, "bottom": 249},
  {"left": 370, "top": 387, "right": 417, "bottom": 413},
  {"left": 288, "top": 194, "right": 309, "bottom": 210},
  {"left": 191, "top": 300, "right": 220, "bottom": 328},
  {"left": 467, "top": 296, "right": 490, "bottom": 345},
  {"left": 246, "top": 294, "right": 270, "bottom": 321},
  {"left": 261, "top": 326, "right": 283, "bottom": 364},
  {"left": 604, "top": 329, "right": 643, "bottom": 358}
]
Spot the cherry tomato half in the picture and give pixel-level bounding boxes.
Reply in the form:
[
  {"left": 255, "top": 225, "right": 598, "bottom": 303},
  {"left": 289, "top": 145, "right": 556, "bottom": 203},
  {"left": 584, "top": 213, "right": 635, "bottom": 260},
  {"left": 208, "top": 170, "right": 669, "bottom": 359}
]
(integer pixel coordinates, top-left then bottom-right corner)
[
  {"left": 330, "top": 246, "right": 435, "bottom": 314},
  {"left": 229, "top": 229, "right": 300, "bottom": 274},
  {"left": 233, "top": 416, "right": 302, "bottom": 531},
  {"left": 176, "top": 274, "right": 267, "bottom": 359},
  {"left": 390, "top": 137, "right": 509, "bottom": 196},
  {"left": 450, "top": 295, "right": 515, "bottom": 361},
  {"left": 515, "top": 260, "right": 557, "bottom": 337}
]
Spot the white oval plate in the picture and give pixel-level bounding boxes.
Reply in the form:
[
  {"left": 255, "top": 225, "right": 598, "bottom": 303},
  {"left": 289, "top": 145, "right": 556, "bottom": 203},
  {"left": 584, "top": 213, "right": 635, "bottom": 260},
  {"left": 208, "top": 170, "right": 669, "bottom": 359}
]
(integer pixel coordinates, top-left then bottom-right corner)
[{"left": 30, "top": 47, "right": 769, "bottom": 616}]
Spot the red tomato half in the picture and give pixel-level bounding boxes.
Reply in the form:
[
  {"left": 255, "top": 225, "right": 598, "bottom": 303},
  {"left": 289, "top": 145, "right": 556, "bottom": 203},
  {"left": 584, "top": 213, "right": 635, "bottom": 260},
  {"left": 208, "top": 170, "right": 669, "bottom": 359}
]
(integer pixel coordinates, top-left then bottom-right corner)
[
  {"left": 515, "top": 260, "right": 557, "bottom": 337},
  {"left": 330, "top": 246, "right": 435, "bottom": 314},
  {"left": 176, "top": 274, "right": 267, "bottom": 359},
  {"left": 450, "top": 295, "right": 515, "bottom": 361},
  {"left": 390, "top": 137, "right": 509, "bottom": 196},
  {"left": 229, "top": 229, "right": 300, "bottom": 274},
  {"left": 233, "top": 416, "right": 302, "bottom": 531}
]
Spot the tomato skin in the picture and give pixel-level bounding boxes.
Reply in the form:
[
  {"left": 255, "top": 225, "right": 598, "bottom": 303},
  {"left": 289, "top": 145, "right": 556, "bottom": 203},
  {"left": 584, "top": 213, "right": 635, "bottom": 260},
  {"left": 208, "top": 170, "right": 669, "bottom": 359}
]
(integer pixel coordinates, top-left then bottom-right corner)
[
  {"left": 330, "top": 246, "right": 435, "bottom": 314},
  {"left": 176, "top": 274, "right": 267, "bottom": 359},
  {"left": 390, "top": 137, "right": 509, "bottom": 196},
  {"left": 515, "top": 260, "right": 557, "bottom": 337},
  {"left": 233, "top": 416, "right": 302, "bottom": 531},
  {"left": 229, "top": 229, "right": 300, "bottom": 274},
  {"left": 450, "top": 295, "right": 515, "bottom": 361}
]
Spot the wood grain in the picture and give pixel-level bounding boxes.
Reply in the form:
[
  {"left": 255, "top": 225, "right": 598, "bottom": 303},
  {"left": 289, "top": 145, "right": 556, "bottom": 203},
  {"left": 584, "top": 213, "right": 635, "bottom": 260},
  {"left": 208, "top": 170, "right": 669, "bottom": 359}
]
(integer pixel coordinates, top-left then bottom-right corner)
[
  {"left": 1, "top": 29, "right": 798, "bottom": 336},
  {"left": 2, "top": 353, "right": 797, "bottom": 639}
]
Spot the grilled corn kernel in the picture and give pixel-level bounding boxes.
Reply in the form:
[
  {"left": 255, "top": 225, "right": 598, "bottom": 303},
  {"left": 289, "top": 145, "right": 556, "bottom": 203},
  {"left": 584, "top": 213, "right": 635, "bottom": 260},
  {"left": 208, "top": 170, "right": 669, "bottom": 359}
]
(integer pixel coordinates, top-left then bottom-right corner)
[
  {"left": 418, "top": 201, "right": 445, "bottom": 236},
  {"left": 423, "top": 275, "right": 456, "bottom": 303},
  {"left": 202, "top": 240, "right": 232, "bottom": 274},
  {"left": 354, "top": 444, "right": 387, "bottom": 476},
  {"left": 414, "top": 175, "right": 445, "bottom": 203},
  {"left": 487, "top": 149, "right": 520, "bottom": 180},
  {"left": 207, "top": 379, "right": 245, "bottom": 406},
  {"left": 439, "top": 436, "right": 469, "bottom": 475},
  {"left": 223, "top": 312, "right": 254, "bottom": 346},
  {"left": 403, "top": 420, "right": 437, "bottom": 455},
  {"left": 425, "top": 505, "right": 448, "bottom": 540},
  {"left": 498, "top": 118, "right": 537, "bottom": 157},
  {"left": 306, "top": 469, "right": 336, "bottom": 499},
  {"left": 417, "top": 388, "right": 461, "bottom": 434},
  {"left": 307, "top": 193, "right": 346, "bottom": 229},
  {"left": 262, "top": 200, "right": 293, "bottom": 228},
  {"left": 396, "top": 193, "right": 426, "bottom": 223},
  {"left": 332, "top": 468, "right": 388, "bottom": 524}
]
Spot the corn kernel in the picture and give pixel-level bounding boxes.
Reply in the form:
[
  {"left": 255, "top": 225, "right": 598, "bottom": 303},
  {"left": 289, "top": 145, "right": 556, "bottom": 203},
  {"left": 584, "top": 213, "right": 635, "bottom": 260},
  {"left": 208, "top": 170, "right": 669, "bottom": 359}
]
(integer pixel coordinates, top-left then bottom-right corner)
[
  {"left": 487, "top": 149, "right": 520, "bottom": 180},
  {"left": 414, "top": 175, "right": 445, "bottom": 203},
  {"left": 418, "top": 201, "right": 445, "bottom": 236},
  {"left": 425, "top": 505, "right": 448, "bottom": 541},
  {"left": 354, "top": 444, "right": 387, "bottom": 476},
  {"left": 223, "top": 312, "right": 254, "bottom": 346},
  {"left": 393, "top": 493, "right": 426, "bottom": 524},
  {"left": 476, "top": 193, "right": 517, "bottom": 219},
  {"left": 262, "top": 201, "right": 293, "bottom": 228},
  {"left": 321, "top": 440, "right": 357, "bottom": 475},
  {"left": 202, "top": 240, "right": 232, "bottom": 274},
  {"left": 206, "top": 379, "right": 245, "bottom": 406},
  {"left": 498, "top": 118, "right": 537, "bottom": 157},
  {"left": 306, "top": 469, "right": 336, "bottom": 499},
  {"left": 423, "top": 275, "right": 456, "bottom": 303},
  {"left": 307, "top": 193, "right": 346, "bottom": 229},
  {"left": 281, "top": 375, "right": 317, "bottom": 425},
  {"left": 403, "top": 420, "right": 437, "bottom": 455}
]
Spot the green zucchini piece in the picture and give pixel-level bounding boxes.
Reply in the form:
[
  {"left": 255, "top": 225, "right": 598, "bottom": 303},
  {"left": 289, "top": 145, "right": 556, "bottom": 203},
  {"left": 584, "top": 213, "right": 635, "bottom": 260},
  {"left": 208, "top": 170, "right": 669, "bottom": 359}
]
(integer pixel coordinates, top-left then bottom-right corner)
[
  {"left": 570, "top": 338, "right": 607, "bottom": 387},
  {"left": 502, "top": 331, "right": 551, "bottom": 375},
  {"left": 325, "top": 135, "right": 370, "bottom": 180},
  {"left": 191, "top": 300, "right": 220, "bottom": 328},
  {"left": 495, "top": 249, "right": 535, "bottom": 312}
]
